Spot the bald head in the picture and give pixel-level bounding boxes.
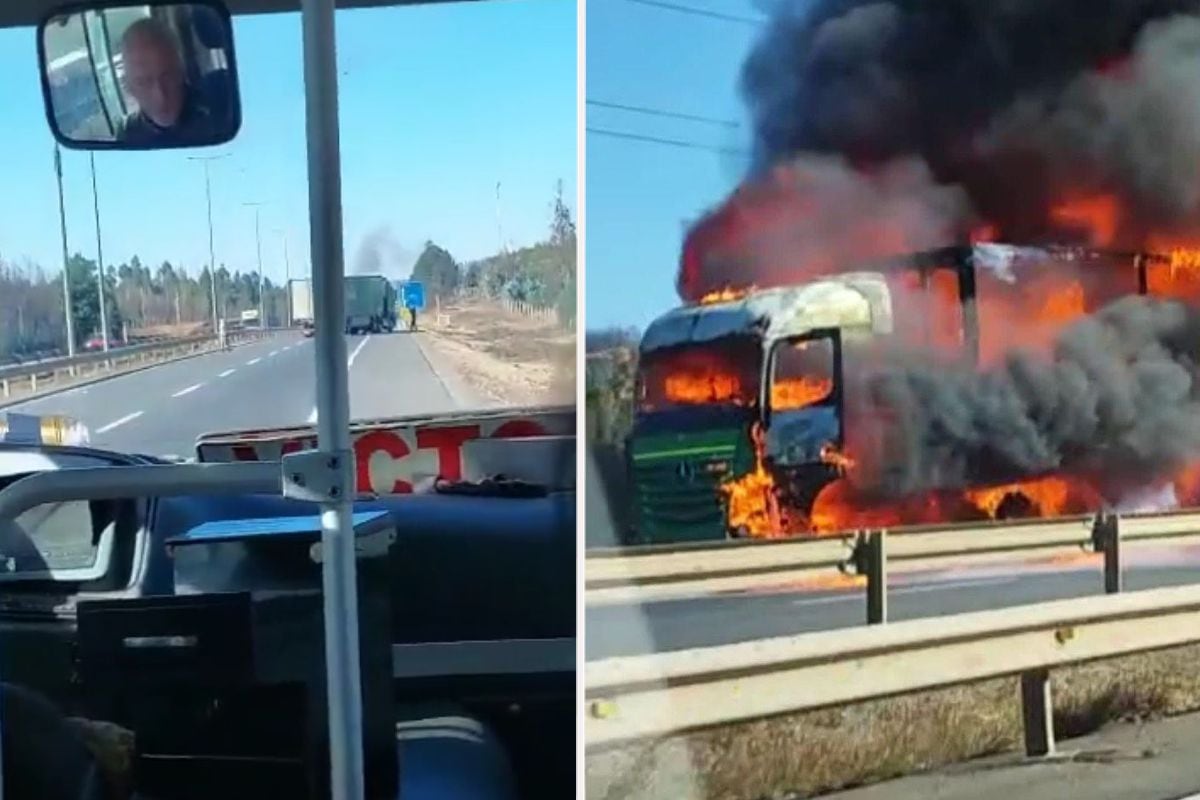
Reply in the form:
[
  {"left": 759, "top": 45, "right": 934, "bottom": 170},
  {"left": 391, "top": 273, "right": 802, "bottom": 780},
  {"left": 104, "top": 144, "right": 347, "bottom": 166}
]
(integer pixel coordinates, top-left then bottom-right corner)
[{"left": 121, "top": 18, "right": 185, "bottom": 128}]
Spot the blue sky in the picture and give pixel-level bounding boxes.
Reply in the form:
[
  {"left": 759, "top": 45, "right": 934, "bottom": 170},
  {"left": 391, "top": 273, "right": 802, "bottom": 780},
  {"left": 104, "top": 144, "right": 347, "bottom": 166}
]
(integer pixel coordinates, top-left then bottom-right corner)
[
  {"left": 0, "top": 0, "right": 576, "bottom": 286},
  {"left": 586, "top": 0, "right": 763, "bottom": 330}
]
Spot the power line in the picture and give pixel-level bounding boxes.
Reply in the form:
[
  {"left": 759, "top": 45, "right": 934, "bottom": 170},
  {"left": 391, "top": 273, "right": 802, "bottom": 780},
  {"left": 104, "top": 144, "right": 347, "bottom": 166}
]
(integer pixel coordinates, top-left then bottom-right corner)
[
  {"left": 588, "top": 126, "right": 750, "bottom": 157},
  {"left": 587, "top": 99, "right": 740, "bottom": 129},
  {"left": 622, "top": 0, "right": 765, "bottom": 26}
]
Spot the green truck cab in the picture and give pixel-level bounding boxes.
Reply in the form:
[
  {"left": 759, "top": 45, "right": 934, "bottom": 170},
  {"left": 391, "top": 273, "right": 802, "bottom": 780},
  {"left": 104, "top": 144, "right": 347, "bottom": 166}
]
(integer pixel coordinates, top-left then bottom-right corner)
[{"left": 629, "top": 273, "right": 894, "bottom": 544}]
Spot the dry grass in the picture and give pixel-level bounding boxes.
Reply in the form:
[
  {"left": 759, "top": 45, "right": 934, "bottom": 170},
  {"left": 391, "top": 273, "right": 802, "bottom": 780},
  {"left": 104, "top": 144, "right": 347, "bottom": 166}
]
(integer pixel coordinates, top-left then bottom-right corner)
[
  {"left": 586, "top": 643, "right": 1200, "bottom": 800},
  {"left": 422, "top": 297, "right": 575, "bottom": 406}
]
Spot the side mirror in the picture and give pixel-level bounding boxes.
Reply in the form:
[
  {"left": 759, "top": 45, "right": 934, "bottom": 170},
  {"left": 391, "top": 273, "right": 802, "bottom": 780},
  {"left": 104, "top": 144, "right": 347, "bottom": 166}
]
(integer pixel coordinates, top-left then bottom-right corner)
[{"left": 38, "top": 1, "right": 241, "bottom": 150}]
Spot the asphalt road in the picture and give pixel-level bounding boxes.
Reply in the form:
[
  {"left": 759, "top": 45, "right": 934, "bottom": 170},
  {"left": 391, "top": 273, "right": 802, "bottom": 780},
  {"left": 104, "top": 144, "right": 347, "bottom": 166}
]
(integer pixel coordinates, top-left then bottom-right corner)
[
  {"left": 4, "top": 331, "right": 460, "bottom": 458},
  {"left": 586, "top": 543, "right": 1200, "bottom": 659}
]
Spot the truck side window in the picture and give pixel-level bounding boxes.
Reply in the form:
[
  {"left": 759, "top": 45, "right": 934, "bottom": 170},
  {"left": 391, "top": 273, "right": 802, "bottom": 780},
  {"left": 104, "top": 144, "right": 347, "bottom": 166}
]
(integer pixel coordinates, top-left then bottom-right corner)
[{"left": 771, "top": 338, "right": 833, "bottom": 411}]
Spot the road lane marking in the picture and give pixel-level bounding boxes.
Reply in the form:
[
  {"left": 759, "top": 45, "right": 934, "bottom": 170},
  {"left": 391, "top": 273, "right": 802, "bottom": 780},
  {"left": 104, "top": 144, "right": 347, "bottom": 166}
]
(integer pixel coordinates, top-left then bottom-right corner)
[
  {"left": 218, "top": 368, "right": 235, "bottom": 378},
  {"left": 889, "top": 576, "right": 1019, "bottom": 597},
  {"left": 96, "top": 411, "right": 143, "bottom": 434},
  {"left": 269, "top": 350, "right": 279, "bottom": 357},
  {"left": 172, "top": 383, "right": 203, "bottom": 398},
  {"left": 247, "top": 357, "right": 261, "bottom": 365},
  {"left": 306, "top": 336, "right": 371, "bottom": 424},
  {"left": 348, "top": 335, "right": 371, "bottom": 367}
]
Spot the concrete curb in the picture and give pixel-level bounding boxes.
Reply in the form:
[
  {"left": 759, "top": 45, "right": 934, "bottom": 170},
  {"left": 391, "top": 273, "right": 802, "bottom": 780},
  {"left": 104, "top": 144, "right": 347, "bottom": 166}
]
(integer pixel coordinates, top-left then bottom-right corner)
[
  {"left": 411, "top": 330, "right": 487, "bottom": 410},
  {"left": 0, "top": 335, "right": 278, "bottom": 413}
]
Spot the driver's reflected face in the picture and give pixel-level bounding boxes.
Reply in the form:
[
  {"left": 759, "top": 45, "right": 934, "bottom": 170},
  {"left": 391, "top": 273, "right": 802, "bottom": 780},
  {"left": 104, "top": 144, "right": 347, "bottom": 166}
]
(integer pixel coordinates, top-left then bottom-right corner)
[{"left": 121, "top": 23, "right": 185, "bottom": 127}]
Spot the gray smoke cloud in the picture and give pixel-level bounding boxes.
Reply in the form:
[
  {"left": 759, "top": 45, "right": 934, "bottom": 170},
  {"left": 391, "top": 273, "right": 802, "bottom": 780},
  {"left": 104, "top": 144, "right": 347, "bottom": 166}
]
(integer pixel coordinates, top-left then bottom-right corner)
[
  {"left": 741, "top": 0, "right": 1200, "bottom": 244},
  {"left": 353, "top": 227, "right": 416, "bottom": 278},
  {"left": 849, "top": 295, "right": 1200, "bottom": 499}
]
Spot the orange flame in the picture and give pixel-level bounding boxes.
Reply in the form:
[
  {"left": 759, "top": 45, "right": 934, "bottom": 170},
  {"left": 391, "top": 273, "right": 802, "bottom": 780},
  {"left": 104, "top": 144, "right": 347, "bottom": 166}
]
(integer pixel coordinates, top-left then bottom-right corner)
[
  {"left": 720, "top": 423, "right": 784, "bottom": 537},
  {"left": 664, "top": 371, "right": 745, "bottom": 405},
  {"left": 699, "top": 286, "right": 754, "bottom": 305},
  {"left": 1050, "top": 195, "right": 1118, "bottom": 246},
  {"left": 820, "top": 443, "right": 855, "bottom": 472},
  {"left": 770, "top": 377, "right": 832, "bottom": 409}
]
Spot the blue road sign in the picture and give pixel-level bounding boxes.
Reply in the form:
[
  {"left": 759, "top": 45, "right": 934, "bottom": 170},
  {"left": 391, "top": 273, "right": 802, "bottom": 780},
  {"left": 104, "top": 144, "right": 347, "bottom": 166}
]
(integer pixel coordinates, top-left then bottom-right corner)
[{"left": 402, "top": 280, "right": 426, "bottom": 310}]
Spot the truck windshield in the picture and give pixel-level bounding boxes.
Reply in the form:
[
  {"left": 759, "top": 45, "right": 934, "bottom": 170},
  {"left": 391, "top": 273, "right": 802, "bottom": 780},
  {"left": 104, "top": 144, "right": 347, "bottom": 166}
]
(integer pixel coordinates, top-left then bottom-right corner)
[{"left": 637, "top": 339, "right": 761, "bottom": 411}]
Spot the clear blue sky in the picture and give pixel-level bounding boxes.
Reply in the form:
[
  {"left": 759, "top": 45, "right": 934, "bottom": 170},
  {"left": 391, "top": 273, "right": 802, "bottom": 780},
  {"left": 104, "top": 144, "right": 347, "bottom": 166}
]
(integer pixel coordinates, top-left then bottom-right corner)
[
  {"left": 0, "top": 0, "right": 576, "bottom": 286},
  {"left": 586, "top": 0, "right": 763, "bottom": 330}
]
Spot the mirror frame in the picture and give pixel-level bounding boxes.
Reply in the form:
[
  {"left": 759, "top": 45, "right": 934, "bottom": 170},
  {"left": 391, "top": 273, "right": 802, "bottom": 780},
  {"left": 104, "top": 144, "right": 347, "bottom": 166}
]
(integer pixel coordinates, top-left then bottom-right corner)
[{"left": 36, "top": 0, "right": 243, "bottom": 151}]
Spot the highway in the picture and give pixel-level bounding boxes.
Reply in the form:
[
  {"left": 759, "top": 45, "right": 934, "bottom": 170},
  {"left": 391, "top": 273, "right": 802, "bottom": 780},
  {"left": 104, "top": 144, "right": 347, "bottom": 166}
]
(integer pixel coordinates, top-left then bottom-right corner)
[{"left": 2, "top": 331, "right": 463, "bottom": 459}]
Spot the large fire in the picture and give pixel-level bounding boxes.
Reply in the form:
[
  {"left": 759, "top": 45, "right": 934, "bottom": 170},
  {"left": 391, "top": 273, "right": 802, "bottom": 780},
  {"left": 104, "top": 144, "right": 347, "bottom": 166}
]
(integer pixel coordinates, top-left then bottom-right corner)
[{"left": 657, "top": 2, "right": 1200, "bottom": 541}]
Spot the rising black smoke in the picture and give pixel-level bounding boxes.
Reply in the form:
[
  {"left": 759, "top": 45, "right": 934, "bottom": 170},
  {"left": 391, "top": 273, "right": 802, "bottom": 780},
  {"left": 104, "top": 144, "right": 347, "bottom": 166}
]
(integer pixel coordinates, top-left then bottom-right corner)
[
  {"left": 740, "top": 0, "right": 1200, "bottom": 244},
  {"left": 849, "top": 295, "right": 1200, "bottom": 499}
]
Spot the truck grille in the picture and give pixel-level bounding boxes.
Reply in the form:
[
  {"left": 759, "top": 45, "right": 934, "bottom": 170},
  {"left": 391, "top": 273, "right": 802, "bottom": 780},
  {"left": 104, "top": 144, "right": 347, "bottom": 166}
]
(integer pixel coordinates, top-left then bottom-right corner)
[{"left": 633, "top": 454, "right": 731, "bottom": 537}]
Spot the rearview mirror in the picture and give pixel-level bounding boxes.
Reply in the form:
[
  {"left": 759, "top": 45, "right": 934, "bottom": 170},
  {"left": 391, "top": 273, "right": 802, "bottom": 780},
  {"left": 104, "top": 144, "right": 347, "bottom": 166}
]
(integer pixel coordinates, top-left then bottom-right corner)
[{"left": 38, "top": 1, "right": 241, "bottom": 150}]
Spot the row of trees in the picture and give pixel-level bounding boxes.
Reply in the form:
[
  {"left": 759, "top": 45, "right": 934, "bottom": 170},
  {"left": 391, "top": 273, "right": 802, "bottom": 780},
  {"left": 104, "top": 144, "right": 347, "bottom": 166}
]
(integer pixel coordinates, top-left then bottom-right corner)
[
  {"left": 0, "top": 252, "right": 286, "bottom": 363},
  {"left": 408, "top": 181, "right": 578, "bottom": 327}
]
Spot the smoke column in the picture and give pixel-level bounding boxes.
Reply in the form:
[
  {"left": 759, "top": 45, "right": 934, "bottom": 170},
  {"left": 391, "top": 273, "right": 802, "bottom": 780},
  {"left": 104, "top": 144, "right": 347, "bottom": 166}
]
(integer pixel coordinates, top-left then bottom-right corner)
[{"left": 847, "top": 295, "right": 1200, "bottom": 499}]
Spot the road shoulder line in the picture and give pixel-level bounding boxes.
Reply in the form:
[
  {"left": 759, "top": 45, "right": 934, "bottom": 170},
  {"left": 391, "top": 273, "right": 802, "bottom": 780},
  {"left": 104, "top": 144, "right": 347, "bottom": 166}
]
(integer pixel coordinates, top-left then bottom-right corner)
[{"left": 412, "top": 331, "right": 482, "bottom": 410}]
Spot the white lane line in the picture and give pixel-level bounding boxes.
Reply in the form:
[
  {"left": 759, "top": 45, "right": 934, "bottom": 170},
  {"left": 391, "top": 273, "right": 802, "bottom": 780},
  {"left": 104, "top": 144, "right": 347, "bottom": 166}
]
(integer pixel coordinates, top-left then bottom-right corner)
[
  {"left": 247, "top": 357, "right": 261, "bottom": 365},
  {"left": 889, "top": 576, "right": 1018, "bottom": 597},
  {"left": 306, "top": 336, "right": 372, "bottom": 424},
  {"left": 282, "top": 345, "right": 291, "bottom": 351},
  {"left": 172, "top": 383, "right": 203, "bottom": 398},
  {"left": 218, "top": 368, "right": 236, "bottom": 378},
  {"left": 96, "top": 411, "right": 143, "bottom": 434},
  {"left": 268, "top": 350, "right": 279, "bottom": 357},
  {"left": 348, "top": 335, "right": 371, "bottom": 367}
]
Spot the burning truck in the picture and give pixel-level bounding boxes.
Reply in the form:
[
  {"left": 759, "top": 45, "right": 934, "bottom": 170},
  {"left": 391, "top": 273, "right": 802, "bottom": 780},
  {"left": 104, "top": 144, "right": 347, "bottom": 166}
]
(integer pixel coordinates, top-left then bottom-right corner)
[
  {"left": 630, "top": 244, "right": 1200, "bottom": 544},
  {"left": 625, "top": 0, "right": 1200, "bottom": 543}
]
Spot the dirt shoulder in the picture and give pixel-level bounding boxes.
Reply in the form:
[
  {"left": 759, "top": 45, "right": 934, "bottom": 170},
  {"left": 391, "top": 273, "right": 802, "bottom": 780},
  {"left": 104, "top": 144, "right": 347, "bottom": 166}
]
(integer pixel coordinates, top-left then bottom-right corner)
[
  {"left": 419, "top": 297, "right": 575, "bottom": 408},
  {"left": 586, "top": 642, "right": 1200, "bottom": 800}
]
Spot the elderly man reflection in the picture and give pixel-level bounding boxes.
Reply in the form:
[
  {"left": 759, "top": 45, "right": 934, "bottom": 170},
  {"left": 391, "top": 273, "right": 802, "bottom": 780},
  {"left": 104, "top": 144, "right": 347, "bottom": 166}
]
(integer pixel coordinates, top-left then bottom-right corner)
[{"left": 116, "top": 17, "right": 216, "bottom": 145}]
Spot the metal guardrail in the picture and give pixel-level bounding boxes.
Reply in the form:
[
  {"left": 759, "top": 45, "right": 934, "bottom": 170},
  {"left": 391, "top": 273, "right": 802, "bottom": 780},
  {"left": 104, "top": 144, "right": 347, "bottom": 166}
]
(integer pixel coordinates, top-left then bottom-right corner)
[
  {"left": 0, "top": 329, "right": 279, "bottom": 401},
  {"left": 585, "top": 509, "right": 1200, "bottom": 607},
  {"left": 584, "top": 582, "right": 1200, "bottom": 753}
]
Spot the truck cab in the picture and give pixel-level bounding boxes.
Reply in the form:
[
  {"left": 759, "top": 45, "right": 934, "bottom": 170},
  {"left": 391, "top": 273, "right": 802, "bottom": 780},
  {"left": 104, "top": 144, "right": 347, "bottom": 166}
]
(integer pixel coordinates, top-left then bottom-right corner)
[{"left": 629, "top": 273, "right": 893, "bottom": 543}]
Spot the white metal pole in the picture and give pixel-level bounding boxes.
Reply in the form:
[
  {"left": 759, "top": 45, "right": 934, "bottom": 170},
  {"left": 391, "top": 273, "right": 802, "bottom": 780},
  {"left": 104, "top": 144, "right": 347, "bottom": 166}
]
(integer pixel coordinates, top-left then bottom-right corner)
[
  {"left": 300, "top": 0, "right": 363, "bottom": 798},
  {"left": 89, "top": 153, "right": 109, "bottom": 352}
]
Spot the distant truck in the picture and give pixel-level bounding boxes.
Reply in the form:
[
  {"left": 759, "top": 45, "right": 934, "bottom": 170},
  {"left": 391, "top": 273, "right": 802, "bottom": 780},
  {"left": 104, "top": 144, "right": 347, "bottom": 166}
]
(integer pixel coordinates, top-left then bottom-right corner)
[
  {"left": 345, "top": 274, "right": 397, "bottom": 334},
  {"left": 289, "top": 278, "right": 314, "bottom": 329}
]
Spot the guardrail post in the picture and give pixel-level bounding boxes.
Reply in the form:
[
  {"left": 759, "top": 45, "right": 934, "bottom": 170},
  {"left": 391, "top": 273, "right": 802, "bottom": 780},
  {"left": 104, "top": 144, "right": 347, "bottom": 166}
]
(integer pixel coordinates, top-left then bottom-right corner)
[
  {"left": 29, "top": 373, "right": 37, "bottom": 393},
  {"left": 1, "top": 379, "right": 7, "bottom": 398},
  {"left": 866, "top": 530, "right": 887, "bottom": 625},
  {"left": 1092, "top": 511, "right": 1122, "bottom": 594},
  {"left": 1020, "top": 668, "right": 1055, "bottom": 757}
]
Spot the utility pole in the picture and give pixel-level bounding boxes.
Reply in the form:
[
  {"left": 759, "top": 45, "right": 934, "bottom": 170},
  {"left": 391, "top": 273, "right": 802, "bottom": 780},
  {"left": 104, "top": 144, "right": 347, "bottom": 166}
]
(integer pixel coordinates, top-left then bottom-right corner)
[
  {"left": 242, "top": 202, "right": 266, "bottom": 326},
  {"left": 189, "top": 153, "right": 230, "bottom": 334},
  {"left": 495, "top": 181, "right": 505, "bottom": 255},
  {"left": 89, "top": 152, "right": 109, "bottom": 352},
  {"left": 275, "top": 228, "right": 292, "bottom": 326},
  {"left": 54, "top": 145, "right": 76, "bottom": 360}
]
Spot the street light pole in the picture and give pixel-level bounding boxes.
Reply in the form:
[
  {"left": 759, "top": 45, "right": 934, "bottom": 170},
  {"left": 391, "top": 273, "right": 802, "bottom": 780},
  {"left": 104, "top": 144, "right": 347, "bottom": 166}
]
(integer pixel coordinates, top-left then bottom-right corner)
[
  {"left": 54, "top": 145, "right": 76, "bottom": 360},
  {"left": 275, "top": 228, "right": 292, "bottom": 326},
  {"left": 241, "top": 202, "right": 266, "bottom": 325},
  {"left": 189, "top": 153, "right": 230, "bottom": 334},
  {"left": 89, "top": 152, "right": 109, "bottom": 352}
]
